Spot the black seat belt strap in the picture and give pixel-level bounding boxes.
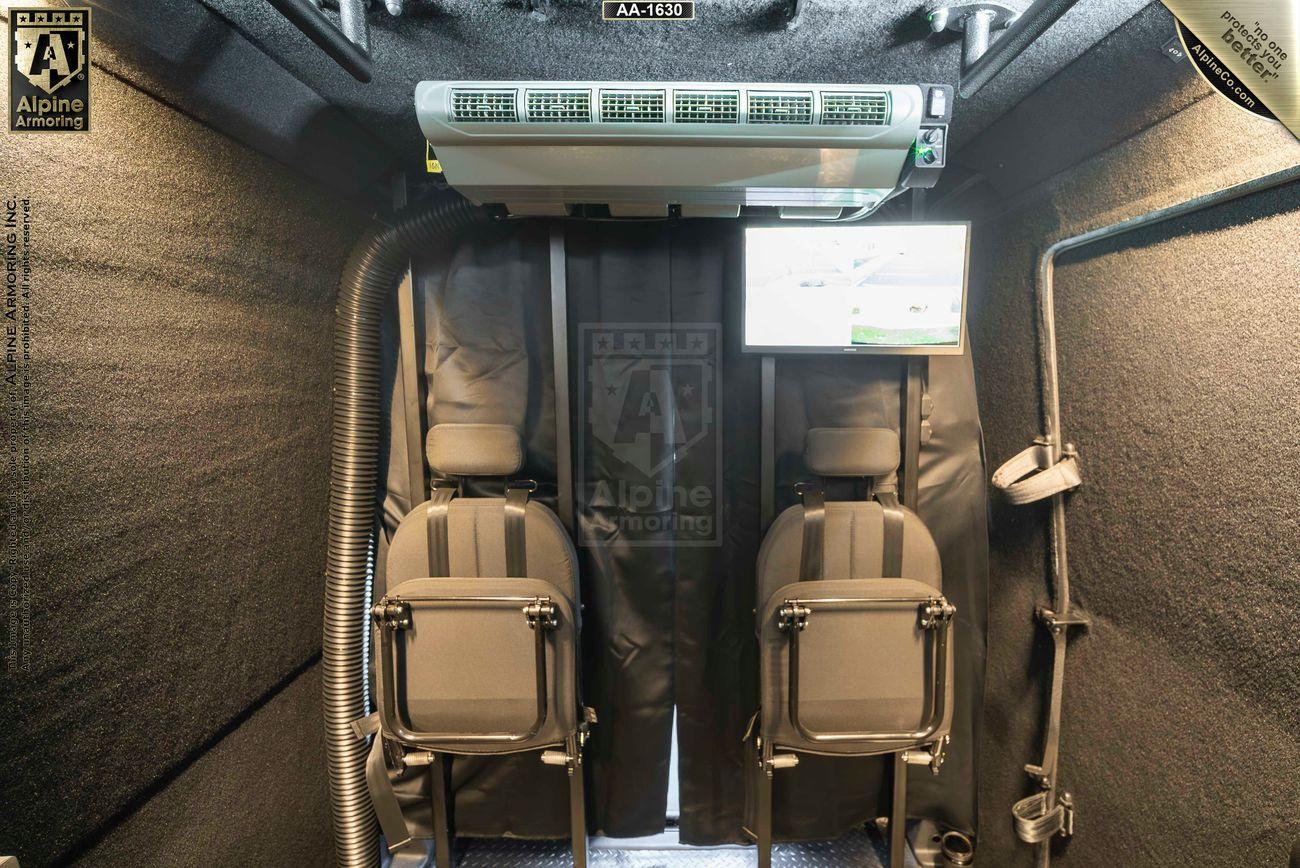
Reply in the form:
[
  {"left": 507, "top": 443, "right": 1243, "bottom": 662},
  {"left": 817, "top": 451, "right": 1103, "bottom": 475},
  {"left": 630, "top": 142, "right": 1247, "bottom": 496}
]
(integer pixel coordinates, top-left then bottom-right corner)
[
  {"left": 504, "top": 481, "right": 535, "bottom": 578},
  {"left": 365, "top": 732, "right": 414, "bottom": 852},
  {"left": 886, "top": 352, "right": 925, "bottom": 579},
  {"left": 796, "top": 483, "right": 825, "bottom": 581},
  {"left": 549, "top": 223, "right": 575, "bottom": 535},
  {"left": 425, "top": 486, "right": 455, "bottom": 577},
  {"left": 397, "top": 268, "right": 428, "bottom": 507},
  {"left": 352, "top": 712, "right": 414, "bottom": 852},
  {"left": 877, "top": 491, "right": 905, "bottom": 578}
]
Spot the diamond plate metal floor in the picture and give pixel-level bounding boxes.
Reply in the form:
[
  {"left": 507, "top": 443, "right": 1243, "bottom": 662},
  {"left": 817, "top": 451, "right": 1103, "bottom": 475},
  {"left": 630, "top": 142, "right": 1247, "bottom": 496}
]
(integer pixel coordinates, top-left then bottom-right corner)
[{"left": 455, "top": 827, "right": 917, "bottom": 867}]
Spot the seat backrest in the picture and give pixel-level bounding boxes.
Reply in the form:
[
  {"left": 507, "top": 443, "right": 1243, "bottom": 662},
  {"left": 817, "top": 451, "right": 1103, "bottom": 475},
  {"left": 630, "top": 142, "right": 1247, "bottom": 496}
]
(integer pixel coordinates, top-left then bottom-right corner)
[
  {"left": 385, "top": 423, "right": 578, "bottom": 600},
  {"left": 388, "top": 498, "right": 578, "bottom": 599},
  {"left": 758, "top": 501, "right": 940, "bottom": 603},
  {"left": 756, "top": 427, "right": 941, "bottom": 605}
]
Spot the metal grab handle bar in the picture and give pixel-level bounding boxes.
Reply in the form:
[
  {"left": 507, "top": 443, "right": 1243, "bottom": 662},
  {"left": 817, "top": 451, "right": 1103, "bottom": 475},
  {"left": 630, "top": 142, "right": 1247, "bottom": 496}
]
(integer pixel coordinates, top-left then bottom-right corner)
[
  {"left": 782, "top": 596, "right": 953, "bottom": 744},
  {"left": 266, "top": 0, "right": 373, "bottom": 82},
  {"left": 373, "top": 594, "right": 558, "bottom": 746}
]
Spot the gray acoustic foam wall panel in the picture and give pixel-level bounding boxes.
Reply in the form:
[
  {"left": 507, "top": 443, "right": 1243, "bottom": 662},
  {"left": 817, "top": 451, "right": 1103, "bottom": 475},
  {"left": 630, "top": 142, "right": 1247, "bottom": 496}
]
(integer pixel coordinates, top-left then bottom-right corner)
[
  {"left": 968, "top": 93, "right": 1300, "bottom": 866},
  {"left": 72, "top": 664, "right": 332, "bottom": 868},
  {"left": 0, "top": 54, "right": 365, "bottom": 865},
  {"left": 89, "top": 0, "right": 394, "bottom": 205}
]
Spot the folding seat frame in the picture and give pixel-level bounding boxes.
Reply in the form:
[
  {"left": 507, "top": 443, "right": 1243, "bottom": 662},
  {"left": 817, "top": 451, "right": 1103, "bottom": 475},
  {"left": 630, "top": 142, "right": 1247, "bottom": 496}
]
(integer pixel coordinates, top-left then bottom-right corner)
[
  {"left": 362, "top": 270, "right": 590, "bottom": 868},
  {"left": 369, "top": 458, "right": 591, "bottom": 868},
  {"left": 751, "top": 426, "right": 956, "bottom": 868}
]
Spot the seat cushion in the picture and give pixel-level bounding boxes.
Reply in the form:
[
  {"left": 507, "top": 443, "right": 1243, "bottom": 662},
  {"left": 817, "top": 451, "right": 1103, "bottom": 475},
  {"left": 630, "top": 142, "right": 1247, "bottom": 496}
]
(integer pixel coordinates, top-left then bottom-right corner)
[
  {"left": 386, "top": 497, "right": 579, "bottom": 602},
  {"left": 756, "top": 501, "right": 941, "bottom": 605},
  {"left": 376, "top": 576, "right": 579, "bottom": 754},
  {"left": 758, "top": 578, "right": 954, "bottom": 756}
]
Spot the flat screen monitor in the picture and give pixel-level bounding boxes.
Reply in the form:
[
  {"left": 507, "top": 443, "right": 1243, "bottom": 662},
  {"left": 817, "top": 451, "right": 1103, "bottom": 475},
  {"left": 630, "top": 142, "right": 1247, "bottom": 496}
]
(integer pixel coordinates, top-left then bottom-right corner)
[{"left": 743, "top": 223, "right": 970, "bottom": 355}]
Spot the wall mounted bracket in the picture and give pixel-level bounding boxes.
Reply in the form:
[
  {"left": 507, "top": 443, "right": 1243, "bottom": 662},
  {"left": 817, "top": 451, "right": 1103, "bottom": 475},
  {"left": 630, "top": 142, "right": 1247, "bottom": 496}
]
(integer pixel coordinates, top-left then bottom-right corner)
[
  {"left": 267, "top": 0, "right": 375, "bottom": 81},
  {"left": 925, "top": 1, "right": 1019, "bottom": 69}
]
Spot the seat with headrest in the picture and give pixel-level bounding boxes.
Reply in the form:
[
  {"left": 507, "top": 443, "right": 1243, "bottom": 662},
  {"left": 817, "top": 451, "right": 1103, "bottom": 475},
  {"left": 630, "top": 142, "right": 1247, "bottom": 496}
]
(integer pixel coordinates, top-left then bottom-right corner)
[
  {"left": 368, "top": 422, "right": 589, "bottom": 868},
  {"left": 750, "top": 426, "right": 956, "bottom": 868},
  {"left": 387, "top": 423, "right": 578, "bottom": 606},
  {"left": 757, "top": 426, "right": 941, "bottom": 606},
  {"left": 378, "top": 422, "right": 581, "bottom": 754}
]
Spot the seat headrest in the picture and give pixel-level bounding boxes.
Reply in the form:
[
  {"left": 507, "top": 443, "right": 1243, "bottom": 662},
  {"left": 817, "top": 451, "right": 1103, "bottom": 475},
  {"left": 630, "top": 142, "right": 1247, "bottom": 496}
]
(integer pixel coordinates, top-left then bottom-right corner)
[
  {"left": 426, "top": 423, "right": 524, "bottom": 477},
  {"left": 805, "top": 427, "right": 900, "bottom": 478}
]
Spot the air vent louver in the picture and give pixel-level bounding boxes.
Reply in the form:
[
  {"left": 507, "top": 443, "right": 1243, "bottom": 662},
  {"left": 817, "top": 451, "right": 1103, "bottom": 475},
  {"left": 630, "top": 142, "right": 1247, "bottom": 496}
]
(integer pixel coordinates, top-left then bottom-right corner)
[
  {"left": 600, "top": 90, "right": 665, "bottom": 123},
  {"left": 451, "top": 88, "right": 517, "bottom": 122},
  {"left": 674, "top": 90, "right": 739, "bottom": 124},
  {"left": 526, "top": 89, "right": 592, "bottom": 122},
  {"left": 820, "top": 92, "right": 889, "bottom": 125},
  {"left": 747, "top": 92, "right": 813, "bottom": 124}
]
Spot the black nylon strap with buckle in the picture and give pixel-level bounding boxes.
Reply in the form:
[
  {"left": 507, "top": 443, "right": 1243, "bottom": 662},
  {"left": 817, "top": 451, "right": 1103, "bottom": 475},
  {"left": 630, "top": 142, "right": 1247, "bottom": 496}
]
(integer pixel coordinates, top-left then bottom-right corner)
[
  {"left": 796, "top": 482, "right": 825, "bottom": 581},
  {"left": 424, "top": 486, "right": 456, "bottom": 577},
  {"left": 505, "top": 480, "right": 536, "bottom": 578},
  {"left": 876, "top": 490, "right": 904, "bottom": 578}
]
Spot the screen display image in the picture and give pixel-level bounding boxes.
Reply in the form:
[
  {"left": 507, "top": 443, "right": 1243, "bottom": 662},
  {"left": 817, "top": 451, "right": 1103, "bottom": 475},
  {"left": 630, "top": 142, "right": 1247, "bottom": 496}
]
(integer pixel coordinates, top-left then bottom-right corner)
[{"left": 743, "top": 223, "right": 970, "bottom": 354}]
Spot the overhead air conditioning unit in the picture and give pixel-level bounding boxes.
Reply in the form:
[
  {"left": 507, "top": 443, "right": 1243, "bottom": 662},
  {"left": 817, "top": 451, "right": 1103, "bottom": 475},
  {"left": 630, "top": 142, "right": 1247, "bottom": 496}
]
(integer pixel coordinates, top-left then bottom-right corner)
[{"left": 415, "top": 81, "right": 953, "bottom": 218}]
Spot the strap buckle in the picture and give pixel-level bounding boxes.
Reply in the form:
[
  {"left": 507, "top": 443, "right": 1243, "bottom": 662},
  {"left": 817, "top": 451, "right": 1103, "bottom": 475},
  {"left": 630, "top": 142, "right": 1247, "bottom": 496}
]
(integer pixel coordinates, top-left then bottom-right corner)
[{"left": 508, "top": 478, "right": 539, "bottom": 493}]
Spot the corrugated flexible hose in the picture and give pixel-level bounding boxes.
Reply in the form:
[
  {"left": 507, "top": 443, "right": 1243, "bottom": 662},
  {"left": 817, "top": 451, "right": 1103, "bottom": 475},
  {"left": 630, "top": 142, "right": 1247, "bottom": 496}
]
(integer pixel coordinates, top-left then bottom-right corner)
[{"left": 325, "top": 193, "right": 491, "bottom": 867}]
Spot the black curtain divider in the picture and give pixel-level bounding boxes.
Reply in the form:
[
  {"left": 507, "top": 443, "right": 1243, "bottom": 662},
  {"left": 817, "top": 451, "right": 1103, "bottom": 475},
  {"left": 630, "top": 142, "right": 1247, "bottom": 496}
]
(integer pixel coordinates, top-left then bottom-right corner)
[{"left": 376, "top": 217, "right": 987, "bottom": 843}]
